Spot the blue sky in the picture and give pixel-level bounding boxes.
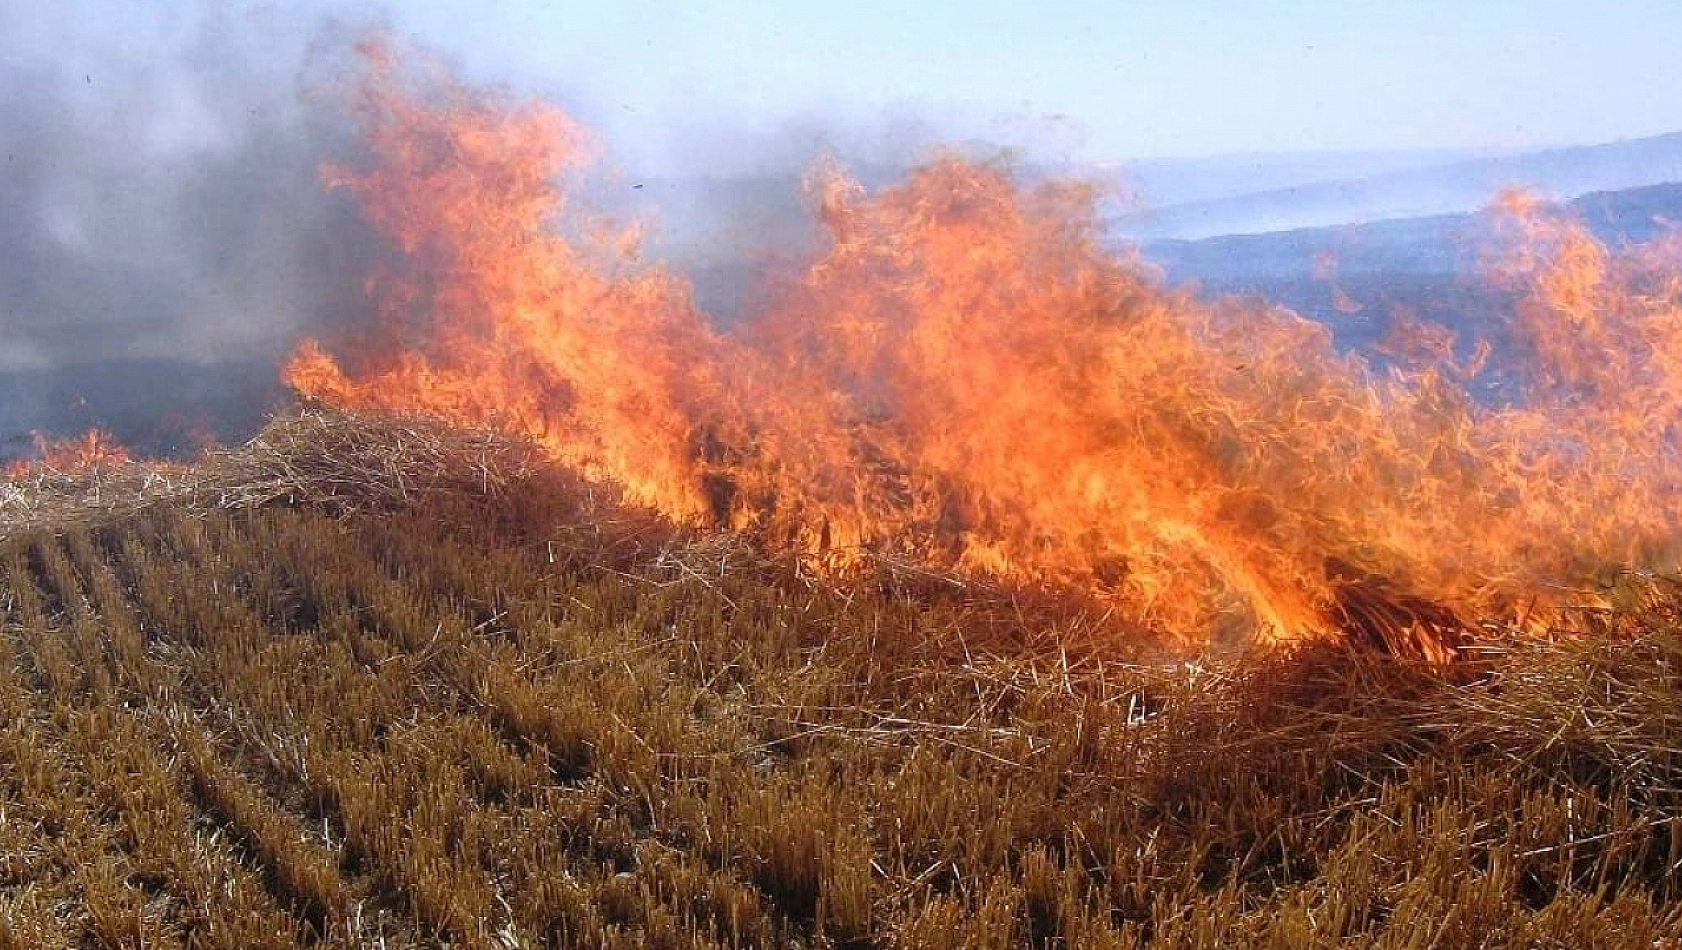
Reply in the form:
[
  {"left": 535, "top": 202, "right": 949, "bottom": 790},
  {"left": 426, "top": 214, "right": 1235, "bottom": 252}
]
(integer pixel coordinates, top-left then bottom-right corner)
[
  {"left": 376, "top": 0, "right": 1682, "bottom": 165},
  {"left": 8, "top": 0, "right": 1682, "bottom": 168}
]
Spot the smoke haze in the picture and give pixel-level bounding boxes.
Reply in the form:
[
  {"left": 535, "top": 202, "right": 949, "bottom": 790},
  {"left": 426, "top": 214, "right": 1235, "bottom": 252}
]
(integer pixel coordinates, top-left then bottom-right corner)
[
  {"left": 0, "top": 3, "right": 1013, "bottom": 438},
  {"left": 0, "top": 0, "right": 1072, "bottom": 459},
  {"left": 0, "top": 3, "right": 380, "bottom": 369}
]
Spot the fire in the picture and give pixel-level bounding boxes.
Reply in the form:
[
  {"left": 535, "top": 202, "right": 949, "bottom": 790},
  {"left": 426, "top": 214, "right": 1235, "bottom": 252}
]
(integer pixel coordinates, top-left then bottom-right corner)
[
  {"left": 286, "top": 41, "right": 1682, "bottom": 650},
  {"left": 5, "top": 429, "right": 133, "bottom": 478},
  {"left": 286, "top": 41, "right": 722, "bottom": 520}
]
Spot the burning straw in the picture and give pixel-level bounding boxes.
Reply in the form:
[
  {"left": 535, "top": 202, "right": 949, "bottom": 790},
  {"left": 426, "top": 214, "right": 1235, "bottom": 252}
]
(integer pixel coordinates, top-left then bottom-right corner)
[
  {"left": 272, "top": 41, "right": 1682, "bottom": 651},
  {"left": 0, "top": 402, "right": 1659, "bottom": 666}
]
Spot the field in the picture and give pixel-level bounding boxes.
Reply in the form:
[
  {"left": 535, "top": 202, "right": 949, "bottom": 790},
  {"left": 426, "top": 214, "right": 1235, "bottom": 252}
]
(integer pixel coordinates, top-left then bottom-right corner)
[{"left": 2, "top": 413, "right": 1682, "bottom": 948}]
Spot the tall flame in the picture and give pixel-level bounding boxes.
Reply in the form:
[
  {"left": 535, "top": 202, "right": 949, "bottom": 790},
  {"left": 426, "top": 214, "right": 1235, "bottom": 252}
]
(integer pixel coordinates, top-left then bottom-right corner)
[{"left": 286, "top": 42, "right": 1682, "bottom": 649}]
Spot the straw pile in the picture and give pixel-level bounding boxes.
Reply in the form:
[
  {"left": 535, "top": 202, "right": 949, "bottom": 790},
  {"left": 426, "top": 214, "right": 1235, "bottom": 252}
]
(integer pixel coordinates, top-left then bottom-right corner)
[
  {"left": 0, "top": 407, "right": 544, "bottom": 541},
  {"left": 0, "top": 406, "right": 1614, "bottom": 664}
]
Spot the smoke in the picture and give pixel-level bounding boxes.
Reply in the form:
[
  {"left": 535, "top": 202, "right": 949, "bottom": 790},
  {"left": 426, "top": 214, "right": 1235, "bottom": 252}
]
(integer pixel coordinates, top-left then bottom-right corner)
[
  {"left": 591, "top": 107, "right": 1100, "bottom": 322},
  {"left": 0, "top": 2, "right": 1096, "bottom": 451},
  {"left": 0, "top": 1, "right": 380, "bottom": 445}
]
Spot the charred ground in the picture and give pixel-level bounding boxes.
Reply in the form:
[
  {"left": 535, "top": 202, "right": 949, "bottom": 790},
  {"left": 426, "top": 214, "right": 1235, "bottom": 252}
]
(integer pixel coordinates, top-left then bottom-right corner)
[{"left": 1, "top": 412, "right": 1680, "bottom": 948}]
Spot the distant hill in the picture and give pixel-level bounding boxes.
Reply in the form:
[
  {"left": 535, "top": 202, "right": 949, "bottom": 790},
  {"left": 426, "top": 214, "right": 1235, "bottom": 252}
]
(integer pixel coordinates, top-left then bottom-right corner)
[
  {"left": 1102, "top": 147, "right": 1478, "bottom": 210},
  {"left": 1116, "top": 132, "right": 1682, "bottom": 239},
  {"left": 1144, "top": 180, "right": 1682, "bottom": 286},
  {"left": 1139, "top": 181, "right": 1682, "bottom": 369}
]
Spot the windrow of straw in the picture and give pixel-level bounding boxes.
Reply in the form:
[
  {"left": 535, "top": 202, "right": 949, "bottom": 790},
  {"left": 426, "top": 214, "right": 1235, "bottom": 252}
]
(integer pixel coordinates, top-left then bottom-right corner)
[
  {"left": 0, "top": 407, "right": 559, "bottom": 541},
  {"left": 0, "top": 406, "right": 1546, "bottom": 661}
]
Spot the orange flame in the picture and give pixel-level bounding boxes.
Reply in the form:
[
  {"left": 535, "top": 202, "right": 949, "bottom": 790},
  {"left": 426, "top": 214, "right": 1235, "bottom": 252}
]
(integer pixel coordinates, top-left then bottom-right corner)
[
  {"left": 286, "top": 40, "right": 721, "bottom": 520},
  {"left": 286, "top": 42, "right": 1682, "bottom": 647},
  {"left": 5, "top": 428, "right": 133, "bottom": 478}
]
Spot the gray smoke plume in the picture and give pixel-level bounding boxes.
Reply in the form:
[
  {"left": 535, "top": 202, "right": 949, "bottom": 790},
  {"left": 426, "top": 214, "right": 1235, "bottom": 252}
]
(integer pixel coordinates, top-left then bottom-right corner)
[
  {"left": 0, "top": 2, "right": 1076, "bottom": 456},
  {"left": 0, "top": 2, "right": 378, "bottom": 452}
]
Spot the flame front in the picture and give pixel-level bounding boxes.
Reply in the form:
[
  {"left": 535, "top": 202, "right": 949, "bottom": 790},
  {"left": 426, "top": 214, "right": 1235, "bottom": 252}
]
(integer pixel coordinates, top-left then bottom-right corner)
[
  {"left": 286, "top": 43, "right": 1682, "bottom": 648},
  {"left": 5, "top": 429, "right": 132, "bottom": 477}
]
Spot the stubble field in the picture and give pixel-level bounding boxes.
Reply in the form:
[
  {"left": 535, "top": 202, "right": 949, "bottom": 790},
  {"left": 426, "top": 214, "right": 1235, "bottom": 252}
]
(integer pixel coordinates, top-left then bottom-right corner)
[{"left": 2, "top": 413, "right": 1681, "bottom": 949}]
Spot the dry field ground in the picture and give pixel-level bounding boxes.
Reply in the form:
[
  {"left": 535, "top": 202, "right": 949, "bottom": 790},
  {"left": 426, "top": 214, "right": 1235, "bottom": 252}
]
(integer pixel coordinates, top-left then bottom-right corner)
[{"left": 1, "top": 413, "right": 1681, "bottom": 948}]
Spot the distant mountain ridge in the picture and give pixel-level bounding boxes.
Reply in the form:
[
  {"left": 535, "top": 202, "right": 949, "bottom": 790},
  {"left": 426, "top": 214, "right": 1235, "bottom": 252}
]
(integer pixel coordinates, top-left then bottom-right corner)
[
  {"left": 1143, "top": 180, "right": 1682, "bottom": 286},
  {"left": 1115, "top": 131, "right": 1682, "bottom": 239},
  {"left": 1137, "top": 180, "right": 1682, "bottom": 377}
]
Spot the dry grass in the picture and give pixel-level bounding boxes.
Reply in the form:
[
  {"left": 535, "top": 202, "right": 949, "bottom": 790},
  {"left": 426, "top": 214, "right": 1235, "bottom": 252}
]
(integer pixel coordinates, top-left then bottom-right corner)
[
  {"left": 0, "top": 407, "right": 559, "bottom": 539},
  {"left": 2, "top": 409, "right": 1681, "bottom": 947}
]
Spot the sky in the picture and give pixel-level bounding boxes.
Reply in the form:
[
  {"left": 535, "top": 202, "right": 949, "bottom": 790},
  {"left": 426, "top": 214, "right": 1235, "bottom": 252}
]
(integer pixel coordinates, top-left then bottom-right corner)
[
  {"left": 8, "top": 1, "right": 1682, "bottom": 168},
  {"left": 375, "top": 0, "right": 1682, "bottom": 166}
]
